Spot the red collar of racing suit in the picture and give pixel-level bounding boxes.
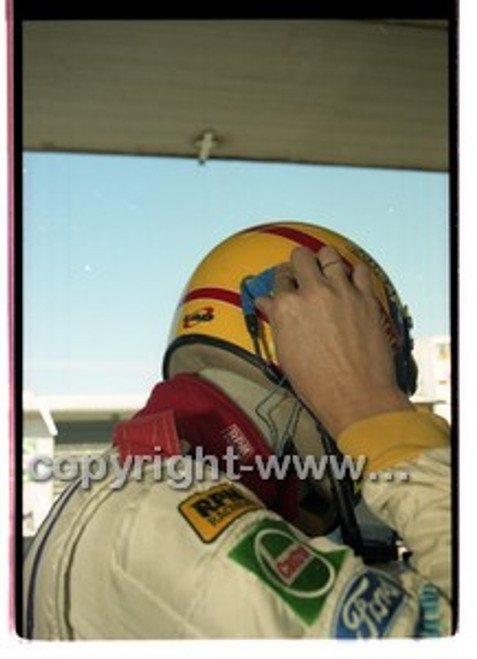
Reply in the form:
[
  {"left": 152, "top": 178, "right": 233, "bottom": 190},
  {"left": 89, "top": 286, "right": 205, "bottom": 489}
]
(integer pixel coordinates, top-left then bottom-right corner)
[{"left": 113, "top": 373, "right": 300, "bottom": 522}]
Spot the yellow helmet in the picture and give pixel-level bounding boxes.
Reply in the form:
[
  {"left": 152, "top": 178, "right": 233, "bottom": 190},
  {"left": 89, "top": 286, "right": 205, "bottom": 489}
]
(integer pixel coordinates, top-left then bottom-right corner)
[
  {"left": 163, "top": 221, "right": 416, "bottom": 547},
  {"left": 163, "top": 220, "right": 416, "bottom": 396}
]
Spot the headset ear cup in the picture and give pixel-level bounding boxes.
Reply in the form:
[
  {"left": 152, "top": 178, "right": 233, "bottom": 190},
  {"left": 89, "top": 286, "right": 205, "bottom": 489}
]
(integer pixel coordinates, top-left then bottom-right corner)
[
  {"left": 407, "top": 355, "right": 418, "bottom": 396},
  {"left": 394, "top": 348, "right": 418, "bottom": 396},
  {"left": 386, "top": 295, "right": 416, "bottom": 396},
  {"left": 394, "top": 352, "right": 407, "bottom": 394}
]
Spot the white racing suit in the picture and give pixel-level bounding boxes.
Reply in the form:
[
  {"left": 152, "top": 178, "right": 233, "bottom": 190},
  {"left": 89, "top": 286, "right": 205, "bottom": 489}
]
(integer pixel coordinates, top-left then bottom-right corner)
[{"left": 22, "top": 388, "right": 452, "bottom": 639}]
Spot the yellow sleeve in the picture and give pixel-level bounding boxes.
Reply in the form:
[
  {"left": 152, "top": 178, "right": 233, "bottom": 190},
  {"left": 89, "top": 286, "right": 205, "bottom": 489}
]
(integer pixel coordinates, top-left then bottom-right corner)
[{"left": 337, "top": 408, "right": 450, "bottom": 475}]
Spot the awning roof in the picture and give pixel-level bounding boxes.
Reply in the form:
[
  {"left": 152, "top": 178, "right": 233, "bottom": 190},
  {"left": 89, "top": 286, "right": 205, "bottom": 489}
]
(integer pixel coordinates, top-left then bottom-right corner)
[{"left": 22, "top": 19, "right": 449, "bottom": 170}]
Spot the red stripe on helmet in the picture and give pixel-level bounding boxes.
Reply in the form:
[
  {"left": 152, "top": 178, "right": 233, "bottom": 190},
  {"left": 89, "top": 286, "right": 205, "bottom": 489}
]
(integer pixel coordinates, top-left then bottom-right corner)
[
  {"left": 244, "top": 224, "right": 328, "bottom": 253},
  {"left": 244, "top": 224, "right": 356, "bottom": 271},
  {"left": 181, "top": 286, "right": 269, "bottom": 323},
  {"left": 182, "top": 287, "right": 242, "bottom": 308}
]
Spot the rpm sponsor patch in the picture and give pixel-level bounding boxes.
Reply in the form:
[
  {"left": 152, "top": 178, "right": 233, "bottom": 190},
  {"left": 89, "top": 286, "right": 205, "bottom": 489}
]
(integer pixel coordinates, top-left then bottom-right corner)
[
  {"left": 179, "top": 483, "right": 261, "bottom": 543},
  {"left": 229, "top": 519, "right": 348, "bottom": 626},
  {"left": 333, "top": 569, "right": 406, "bottom": 638}
]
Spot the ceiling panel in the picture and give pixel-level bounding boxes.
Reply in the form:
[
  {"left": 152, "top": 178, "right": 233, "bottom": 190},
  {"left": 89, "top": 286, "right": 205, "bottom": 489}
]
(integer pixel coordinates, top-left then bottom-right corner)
[{"left": 22, "top": 20, "right": 449, "bottom": 170}]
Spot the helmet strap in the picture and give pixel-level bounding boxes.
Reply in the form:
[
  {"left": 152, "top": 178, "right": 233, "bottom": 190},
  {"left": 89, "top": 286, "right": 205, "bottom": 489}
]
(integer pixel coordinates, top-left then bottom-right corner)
[{"left": 254, "top": 387, "right": 303, "bottom": 457}]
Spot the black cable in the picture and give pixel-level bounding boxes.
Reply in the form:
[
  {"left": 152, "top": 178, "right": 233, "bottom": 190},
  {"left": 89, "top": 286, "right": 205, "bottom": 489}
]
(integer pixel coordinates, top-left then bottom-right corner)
[{"left": 316, "top": 421, "right": 365, "bottom": 556}]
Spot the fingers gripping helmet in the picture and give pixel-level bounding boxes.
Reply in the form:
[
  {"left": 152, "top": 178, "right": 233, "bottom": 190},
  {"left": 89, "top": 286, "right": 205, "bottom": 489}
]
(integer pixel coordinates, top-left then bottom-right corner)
[{"left": 163, "top": 221, "right": 416, "bottom": 398}]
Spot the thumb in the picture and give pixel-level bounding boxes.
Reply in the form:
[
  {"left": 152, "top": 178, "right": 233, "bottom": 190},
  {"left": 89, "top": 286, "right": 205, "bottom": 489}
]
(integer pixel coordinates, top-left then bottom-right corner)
[{"left": 254, "top": 295, "right": 273, "bottom": 318}]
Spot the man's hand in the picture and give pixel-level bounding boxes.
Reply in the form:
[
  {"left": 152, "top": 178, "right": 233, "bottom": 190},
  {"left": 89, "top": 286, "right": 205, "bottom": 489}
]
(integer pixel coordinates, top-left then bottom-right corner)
[{"left": 255, "top": 245, "right": 412, "bottom": 438}]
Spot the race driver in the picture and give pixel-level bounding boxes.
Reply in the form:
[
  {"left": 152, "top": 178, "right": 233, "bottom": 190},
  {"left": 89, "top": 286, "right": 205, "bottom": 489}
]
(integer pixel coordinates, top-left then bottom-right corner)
[{"left": 22, "top": 221, "right": 452, "bottom": 639}]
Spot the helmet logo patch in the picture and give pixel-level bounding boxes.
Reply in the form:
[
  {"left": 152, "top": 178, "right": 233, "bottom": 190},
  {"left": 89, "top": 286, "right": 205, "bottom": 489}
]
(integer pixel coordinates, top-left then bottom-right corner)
[{"left": 183, "top": 306, "right": 215, "bottom": 328}]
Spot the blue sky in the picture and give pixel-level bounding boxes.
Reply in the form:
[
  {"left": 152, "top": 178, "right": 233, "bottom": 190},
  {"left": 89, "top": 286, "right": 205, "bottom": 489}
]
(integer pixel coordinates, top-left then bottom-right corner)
[{"left": 22, "top": 152, "right": 450, "bottom": 397}]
